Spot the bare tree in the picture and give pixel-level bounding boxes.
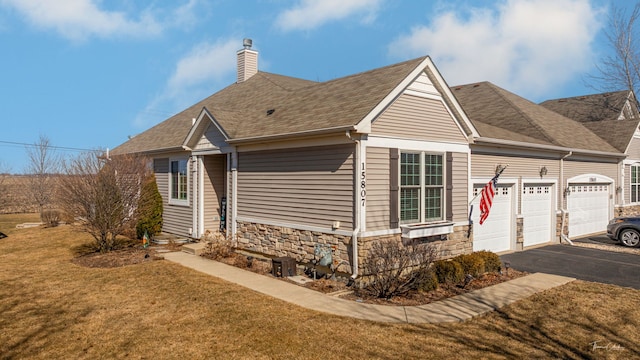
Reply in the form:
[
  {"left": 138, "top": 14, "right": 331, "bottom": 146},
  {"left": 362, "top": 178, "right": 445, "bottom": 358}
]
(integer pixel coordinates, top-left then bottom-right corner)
[
  {"left": 0, "top": 161, "right": 10, "bottom": 213},
  {"left": 588, "top": 2, "right": 640, "bottom": 100},
  {"left": 25, "top": 135, "right": 61, "bottom": 215},
  {"left": 57, "top": 152, "right": 152, "bottom": 252}
]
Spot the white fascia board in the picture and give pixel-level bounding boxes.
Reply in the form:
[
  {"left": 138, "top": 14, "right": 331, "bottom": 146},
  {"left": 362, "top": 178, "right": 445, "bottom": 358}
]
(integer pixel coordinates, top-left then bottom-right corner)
[
  {"left": 367, "top": 136, "right": 470, "bottom": 154},
  {"left": 182, "top": 107, "right": 230, "bottom": 149},
  {"left": 423, "top": 57, "right": 480, "bottom": 139},
  {"left": 354, "top": 57, "right": 432, "bottom": 133}
]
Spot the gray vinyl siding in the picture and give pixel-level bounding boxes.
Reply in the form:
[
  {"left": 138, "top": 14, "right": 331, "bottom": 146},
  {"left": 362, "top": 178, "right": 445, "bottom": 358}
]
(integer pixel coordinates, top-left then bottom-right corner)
[
  {"left": 471, "top": 154, "right": 560, "bottom": 211},
  {"left": 365, "top": 147, "right": 468, "bottom": 231},
  {"left": 195, "top": 124, "right": 227, "bottom": 151},
  {"left": 365, "top": 147, "right": 390, "bottom": 231},
  {"left": 451, "top": 152, "right": 469, "bottom": 223},
  {"left": 236, "top": 144, "right": 354, "bottom": 229},
  {"left": 564, "top": 161, "right": 618, "bottom": 183},
  {"left": 203, "top": 155, "right": 226, "bottom": 232},
  {"left": 154, "top": 156, "right": 193, "bottom": 237},
  {"left": 627, "top": 137, "right": 640, "bottom": 158},
  {"left": 471, "top": 154, "right": 560, "bottom": 179},
  {"left": 371, "top": 93, "right": 467, "bottom": 143}
]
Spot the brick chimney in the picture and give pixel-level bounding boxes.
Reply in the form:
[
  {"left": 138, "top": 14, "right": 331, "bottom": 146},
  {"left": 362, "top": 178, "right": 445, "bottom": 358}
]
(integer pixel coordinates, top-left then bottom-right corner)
[{"left": 237, "top": 38, "right": 258, "bottom": 83}]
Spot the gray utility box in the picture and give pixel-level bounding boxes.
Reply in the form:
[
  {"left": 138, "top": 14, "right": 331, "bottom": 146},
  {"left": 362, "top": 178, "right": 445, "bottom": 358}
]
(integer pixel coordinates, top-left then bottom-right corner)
[{"left": 272, "top": 257, "right": 296, "bottom": 277}]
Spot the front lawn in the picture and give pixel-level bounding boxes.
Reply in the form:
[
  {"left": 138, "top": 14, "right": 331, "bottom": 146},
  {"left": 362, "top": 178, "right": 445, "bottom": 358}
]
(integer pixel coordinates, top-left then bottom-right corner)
[{"left": 1, "top": 214, "right": 638, "bottom": 359}]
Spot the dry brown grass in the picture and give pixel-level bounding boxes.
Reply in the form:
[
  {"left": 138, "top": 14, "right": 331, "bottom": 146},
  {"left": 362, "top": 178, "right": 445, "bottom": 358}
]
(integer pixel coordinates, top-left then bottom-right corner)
[{"left": 1, "top": 214, "right": 639, "bottom": 359}]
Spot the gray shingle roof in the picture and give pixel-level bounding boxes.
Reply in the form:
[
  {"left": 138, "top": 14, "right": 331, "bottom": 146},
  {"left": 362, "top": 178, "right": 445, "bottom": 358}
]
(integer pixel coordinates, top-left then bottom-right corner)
[
  {"left": 540, "top": 91, "right": 640, "bottom": 152},
  {"left": 112, "top": 57, "right": 427, "bottom": 155},
  {"left": 451, "top": 82, "right": 620, "bottom": 153}
]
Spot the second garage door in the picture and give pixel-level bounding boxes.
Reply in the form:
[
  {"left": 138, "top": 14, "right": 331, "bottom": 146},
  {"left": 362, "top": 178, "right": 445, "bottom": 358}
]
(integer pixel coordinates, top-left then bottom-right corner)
[
  {"left": 522, "top": 183, "right": 554, "bottom": 247},
  {"left": 567, "top": 183, "right": 610, "bottom": 238}
]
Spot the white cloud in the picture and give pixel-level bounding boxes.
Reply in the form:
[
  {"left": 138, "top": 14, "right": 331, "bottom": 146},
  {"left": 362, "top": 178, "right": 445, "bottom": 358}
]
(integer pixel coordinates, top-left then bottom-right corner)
[
  {"left": 134, "top": 38, "right": 240, "bottom": 128},
  {"left": 388, "top": 0, "right": 604, "bottom": 99},
  {"left": 276, "top": 0, "right": 382, "bottom": 31},
  {"left": 0, "top": 0, "right": 208, "bottom": 41}
]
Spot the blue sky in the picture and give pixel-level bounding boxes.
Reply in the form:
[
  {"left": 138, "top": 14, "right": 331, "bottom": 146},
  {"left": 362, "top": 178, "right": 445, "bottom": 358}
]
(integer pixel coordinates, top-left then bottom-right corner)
[{"left": 0, "top": 0, "right": 618, "bottom": 173}]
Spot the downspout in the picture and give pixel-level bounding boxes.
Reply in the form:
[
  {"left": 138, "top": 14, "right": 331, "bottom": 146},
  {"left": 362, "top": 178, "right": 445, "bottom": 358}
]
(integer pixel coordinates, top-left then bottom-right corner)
[
  {"left": 231, "top": 150, "right": 238, "bottom": 239},
  {"left": 346, "top": 130, "right": 360, "bottom": 282},
  {"left": 560, "top": 151, "right": 573, "bottom": 245}
]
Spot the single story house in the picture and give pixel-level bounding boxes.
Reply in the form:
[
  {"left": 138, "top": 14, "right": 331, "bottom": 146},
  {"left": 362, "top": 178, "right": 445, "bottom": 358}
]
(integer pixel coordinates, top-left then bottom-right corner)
[{"left": 112, "top": 40, "right": 639, "bottom": 279}]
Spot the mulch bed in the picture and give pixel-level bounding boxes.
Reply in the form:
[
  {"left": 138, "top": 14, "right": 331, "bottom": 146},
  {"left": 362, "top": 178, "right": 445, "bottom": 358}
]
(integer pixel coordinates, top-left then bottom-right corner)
[{"left": 73, "top": 245, "right": 527, "bottom": 306}]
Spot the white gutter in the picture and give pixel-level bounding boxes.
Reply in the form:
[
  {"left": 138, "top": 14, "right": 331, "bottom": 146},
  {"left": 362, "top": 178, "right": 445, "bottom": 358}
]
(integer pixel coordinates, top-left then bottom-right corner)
[
  {"left": 227, "top": 125, "right": 357, "bottom": 144},
  {"left": 474, "top": 137, "right": 625, "bottom": 158}
]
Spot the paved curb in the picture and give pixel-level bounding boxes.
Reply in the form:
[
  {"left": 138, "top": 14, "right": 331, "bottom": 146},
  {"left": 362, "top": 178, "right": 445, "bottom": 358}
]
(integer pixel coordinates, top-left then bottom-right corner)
[{"left": 163, "top": 251, "right": 575, "bottom": 324}]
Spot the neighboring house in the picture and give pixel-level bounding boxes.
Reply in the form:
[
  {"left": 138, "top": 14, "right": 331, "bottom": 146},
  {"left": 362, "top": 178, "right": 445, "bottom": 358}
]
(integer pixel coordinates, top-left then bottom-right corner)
[
  {"left": 451, "top": 82, "right": 626, "bottom": 252},
  {"left": 112, "top": 40, "right": 636, "bottom": 279},
  {"left": 540, "top": 91, "right": 640, "bottom": 217},
  {"left": 112, "top": 41, "right": 478, "bottom": 278}
]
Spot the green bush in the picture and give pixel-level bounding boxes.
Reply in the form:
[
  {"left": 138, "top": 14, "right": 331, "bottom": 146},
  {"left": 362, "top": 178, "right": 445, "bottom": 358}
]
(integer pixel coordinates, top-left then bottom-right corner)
[
  {"left": 432, "top": 260, "right": 464, "bottom": 285},
  {"left": 416, "top": 269, "right": 439, "bottom": 292},
  {"left": 135, "top": 175, "right": 163, "bottom": 240},
  {"left": 477, "top": 251, "right": 502, "bottom": 272},
  {"left": 454, "top": 253, "right": 486, "bottom": 277}
]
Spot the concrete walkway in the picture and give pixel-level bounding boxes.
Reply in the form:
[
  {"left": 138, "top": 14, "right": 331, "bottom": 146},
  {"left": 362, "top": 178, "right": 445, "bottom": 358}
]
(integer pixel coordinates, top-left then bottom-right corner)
[{"left": 164, "top": 251, "right": 574, "bottom": 324}]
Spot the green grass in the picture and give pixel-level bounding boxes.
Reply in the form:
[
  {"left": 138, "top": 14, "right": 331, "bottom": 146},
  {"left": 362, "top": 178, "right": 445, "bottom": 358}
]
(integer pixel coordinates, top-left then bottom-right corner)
[{"left": 1, "top": 213, "right": 639, "bottom": 359}]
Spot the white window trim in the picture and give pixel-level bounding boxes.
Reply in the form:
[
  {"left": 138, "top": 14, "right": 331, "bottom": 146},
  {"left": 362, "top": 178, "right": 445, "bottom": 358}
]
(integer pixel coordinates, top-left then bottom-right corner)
[
  {"left": 399, "top": 151, "right": 445, "bottom": 225},
  {"left": 632, "top": 164, "right": 640, "bottom": 203},
  {"left": 169, "top": 157, "right": 189, "bottom": 206}
]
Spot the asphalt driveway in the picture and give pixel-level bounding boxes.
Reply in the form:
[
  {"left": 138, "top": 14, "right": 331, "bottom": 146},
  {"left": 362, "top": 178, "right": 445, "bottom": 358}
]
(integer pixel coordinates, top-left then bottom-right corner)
[{"left": 501, "top": 244, "right": 640, "bottom": 289}]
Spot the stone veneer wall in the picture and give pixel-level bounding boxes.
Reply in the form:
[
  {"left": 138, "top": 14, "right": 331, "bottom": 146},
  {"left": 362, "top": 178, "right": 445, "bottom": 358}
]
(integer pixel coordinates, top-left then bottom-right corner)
[
  {"left": 235, "top": 222, "right": 473, "bottom": 276},
  {"left": 616, "top": 204, "right": 640, "bottom": 217},
  {"left": 556, "top": 212, "right": 568, "bottom": 243}
]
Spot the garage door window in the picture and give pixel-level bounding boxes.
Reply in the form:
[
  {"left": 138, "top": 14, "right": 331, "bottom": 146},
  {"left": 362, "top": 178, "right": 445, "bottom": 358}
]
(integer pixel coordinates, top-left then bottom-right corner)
[
  {"left": 400, "top": 152, "right": 443, "bottom": 224},
  {"left": 632, "top": 164, "right": 640, "bottom": 203}
]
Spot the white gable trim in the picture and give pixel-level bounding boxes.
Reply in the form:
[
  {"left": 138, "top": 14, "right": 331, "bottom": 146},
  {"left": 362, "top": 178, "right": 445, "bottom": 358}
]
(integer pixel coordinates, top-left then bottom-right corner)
[
  {"left": 182, "top": 107, "right": 230, "bottom": 151},
  {"left": 354, "top": 57, "right": 479, "bottom": 139}
]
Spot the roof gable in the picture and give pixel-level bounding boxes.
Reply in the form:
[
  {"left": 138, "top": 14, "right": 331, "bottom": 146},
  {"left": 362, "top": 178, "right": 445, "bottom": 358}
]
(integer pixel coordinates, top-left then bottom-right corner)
[
  {"left": 452, "top": 82, "right": 620, "bottom": 154},
  {"left": 540, "top": 91, "right": 640, "bottom": 153},
  {"left": 113, "top": 56, "right": 443, "bottom": 154}
]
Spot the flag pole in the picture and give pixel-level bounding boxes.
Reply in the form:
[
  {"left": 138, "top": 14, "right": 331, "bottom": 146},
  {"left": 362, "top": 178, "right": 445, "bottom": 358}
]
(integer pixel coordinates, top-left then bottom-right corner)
[{"left": 467, "top": 164, "right": 508, "bottom": 238}]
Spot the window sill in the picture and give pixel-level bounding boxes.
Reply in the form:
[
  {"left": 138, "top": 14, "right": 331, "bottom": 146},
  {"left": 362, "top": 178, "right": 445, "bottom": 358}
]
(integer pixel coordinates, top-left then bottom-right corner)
[
  {"left": 401, "top": 221, "right": 454, "bottom": 239},
  {"left": 168, "top": 199, "right": 189, "bottom": 207}
]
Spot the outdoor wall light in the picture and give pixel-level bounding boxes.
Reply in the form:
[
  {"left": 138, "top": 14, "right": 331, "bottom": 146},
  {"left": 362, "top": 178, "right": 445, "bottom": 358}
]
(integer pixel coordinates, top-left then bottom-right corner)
[
  {"left": 539, "top": 166, "right": 548, "bottom": 177},
  {"left": 564, "top": 186, "right": 571, "bottom": 197},
  {"left": 616, "top": 186, "right": 623, "bottom": 194}
]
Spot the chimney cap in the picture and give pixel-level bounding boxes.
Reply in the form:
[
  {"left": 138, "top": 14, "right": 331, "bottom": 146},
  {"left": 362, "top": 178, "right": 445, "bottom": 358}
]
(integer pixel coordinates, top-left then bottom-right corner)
[{"left": 243, "top": 38, "right": 253, "bottom": 49}]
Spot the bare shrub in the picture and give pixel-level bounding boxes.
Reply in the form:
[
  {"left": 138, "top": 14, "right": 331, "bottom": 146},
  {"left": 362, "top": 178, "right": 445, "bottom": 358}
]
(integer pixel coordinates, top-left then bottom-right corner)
[
  {"left": 57, "top": 152, "right": 152, "bottom": 253},
  {"left": 41, "top": 209, "right": 61, "bottom": 227},
  {"left": 358, "top": 239, "right": 438, "bottom": 299},
  {"left": 201, "top": 230, "right": 234, "bottom": 260}
]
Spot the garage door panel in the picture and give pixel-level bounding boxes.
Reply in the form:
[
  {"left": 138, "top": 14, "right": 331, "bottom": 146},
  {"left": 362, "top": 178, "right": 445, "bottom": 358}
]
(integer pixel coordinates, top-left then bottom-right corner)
[
  {"left": 523, "top": 184, "right": 553, "bottom": 247},
  {"left": 472, "top": 185, "right": 512, "bottom": 253},
  {"left": 568, "top": 184, "right": 609, "bottom": 238}
]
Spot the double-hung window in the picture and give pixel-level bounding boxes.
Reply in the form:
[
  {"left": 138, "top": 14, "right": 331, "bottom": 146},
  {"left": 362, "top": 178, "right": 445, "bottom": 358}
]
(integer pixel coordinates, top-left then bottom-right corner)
[
  {"left": 632, "top": 164, "right": 640, "bottom": 203},
  {"left": 400, "top": 152, "right": 444, "bottom": 224},
  {"left": 170, "top": 158, "right": 188, "bottom": 205}
]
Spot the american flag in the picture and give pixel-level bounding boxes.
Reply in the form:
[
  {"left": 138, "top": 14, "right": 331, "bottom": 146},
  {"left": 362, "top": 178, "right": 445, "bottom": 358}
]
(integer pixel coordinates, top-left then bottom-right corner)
[{"left": 479, "top": 166, "right": 505, "bottom": 225}]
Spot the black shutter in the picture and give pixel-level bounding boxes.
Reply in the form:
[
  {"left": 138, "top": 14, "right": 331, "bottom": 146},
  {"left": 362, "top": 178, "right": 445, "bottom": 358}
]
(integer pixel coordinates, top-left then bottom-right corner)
[
  {"left": 390, "top": 148, "right": 399, "bottom": 228},
  {"left": 446, "top": 152, "right": 453, "bottom": 221}
]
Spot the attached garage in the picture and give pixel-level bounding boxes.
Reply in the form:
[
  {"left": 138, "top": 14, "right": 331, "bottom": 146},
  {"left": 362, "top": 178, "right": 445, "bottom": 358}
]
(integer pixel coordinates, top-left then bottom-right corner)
[
  {"left": 471, "top": 183, "right": 514, "bottom": 253},
  {"left": 566, "top": 175, "right": 613, "bottom": 238},
  {"left": 522, "top": 183, "right": 555, "bottom": 247}
]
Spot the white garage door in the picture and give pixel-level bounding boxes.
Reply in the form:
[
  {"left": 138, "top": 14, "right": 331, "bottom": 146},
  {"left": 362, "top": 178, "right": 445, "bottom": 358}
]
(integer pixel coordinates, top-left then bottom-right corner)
[
  {"left": 472, "top": 184, "right": 513, "bottom": 253},
  {"left": 567, "top": 183, "right": 610, "bottom": 238},
  {"left": 522, "top": 183, "right": 554, "bottom": 247}
]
